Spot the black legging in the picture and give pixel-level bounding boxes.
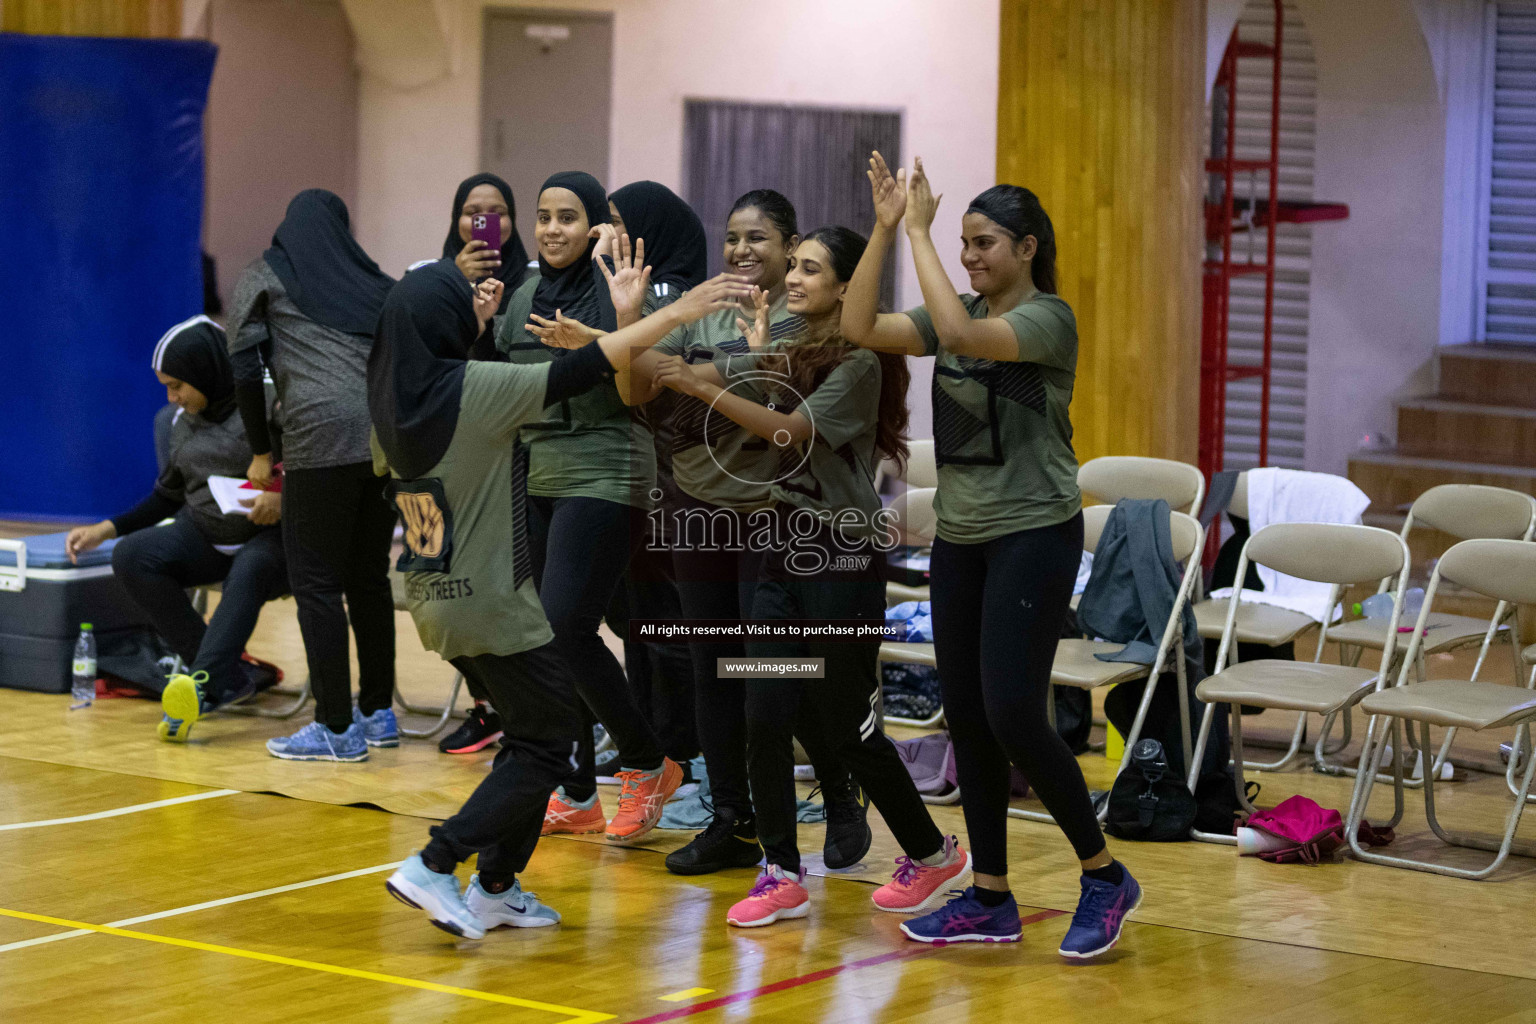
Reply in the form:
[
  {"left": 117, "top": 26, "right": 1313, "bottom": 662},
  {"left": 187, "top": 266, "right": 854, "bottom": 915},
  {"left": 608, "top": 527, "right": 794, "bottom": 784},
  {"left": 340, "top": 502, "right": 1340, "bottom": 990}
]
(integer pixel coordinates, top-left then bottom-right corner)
[
  {"left": 746, "top": 521, "right": 945, "bottom": 874},
  {"left": 283, "top": 461, "right": 397, "bottom": 733},
  {"left": 110, "top": 516, "right": 288, "bottom": 702},
  {"left": 527, "top": 494, "right": 664, "bottom": 800},
  {"left": 606, "top": 540, "right": 699, "bottom": 764},
  {"left": 930, "top": 512, "right": 1104, "bottom": 874},
  {"left": 669, "top": 496, "right": 853, "bottom": 822}
]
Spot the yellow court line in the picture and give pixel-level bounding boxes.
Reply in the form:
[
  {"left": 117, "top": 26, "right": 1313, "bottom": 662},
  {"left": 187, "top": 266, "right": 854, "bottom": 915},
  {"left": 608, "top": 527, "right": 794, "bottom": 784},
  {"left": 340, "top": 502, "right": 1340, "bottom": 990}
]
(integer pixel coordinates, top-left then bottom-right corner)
[
  {"left": 0, "top": 907, "right": 613, "bottom": 1024},
  {"left": 658, "top": 987, "right": 714, "bottom": 1002}
]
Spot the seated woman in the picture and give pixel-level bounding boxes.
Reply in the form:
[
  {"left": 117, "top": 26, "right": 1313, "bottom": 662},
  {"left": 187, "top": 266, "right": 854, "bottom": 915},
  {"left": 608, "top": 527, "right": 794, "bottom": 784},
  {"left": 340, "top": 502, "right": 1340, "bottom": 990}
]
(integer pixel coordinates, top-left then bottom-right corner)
[{"left": 66, "top": 315, "right": 288, "bottom": 742}]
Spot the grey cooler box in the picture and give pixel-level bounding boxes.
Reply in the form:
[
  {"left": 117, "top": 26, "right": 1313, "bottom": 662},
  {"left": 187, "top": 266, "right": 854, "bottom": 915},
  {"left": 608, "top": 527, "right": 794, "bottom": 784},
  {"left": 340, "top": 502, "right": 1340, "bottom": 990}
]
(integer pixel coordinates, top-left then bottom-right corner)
[{"left": 0, "top": 531, "right": 152, "bottom": 693}]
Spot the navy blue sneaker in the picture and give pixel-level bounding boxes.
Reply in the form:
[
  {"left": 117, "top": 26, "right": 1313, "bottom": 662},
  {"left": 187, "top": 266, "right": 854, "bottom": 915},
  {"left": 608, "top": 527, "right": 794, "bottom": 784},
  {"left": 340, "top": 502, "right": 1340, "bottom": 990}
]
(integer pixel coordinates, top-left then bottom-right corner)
[
  {"left": 899, "top": 887, "right": 1022, "bottom": 945},
  {"left": 354, "top": 706, "right": 400, "bottom": 748},
  {"left": 1058, "top": 868, "right": 1142, "bottom": 959},
  {"left": 266, "top": 721, "right": 369, "bottom": 762}
]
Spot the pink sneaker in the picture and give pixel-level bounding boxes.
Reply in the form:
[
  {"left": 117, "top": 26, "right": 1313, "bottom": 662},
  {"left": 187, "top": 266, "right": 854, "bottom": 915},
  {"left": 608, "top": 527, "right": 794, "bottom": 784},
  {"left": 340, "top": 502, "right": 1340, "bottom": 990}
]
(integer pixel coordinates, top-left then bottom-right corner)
[
  {"left": 726, "top": 864, "right": 810, "bottom": 928},
  {"left": 871, "top": 836, "right": 973, "bottom": 913}
]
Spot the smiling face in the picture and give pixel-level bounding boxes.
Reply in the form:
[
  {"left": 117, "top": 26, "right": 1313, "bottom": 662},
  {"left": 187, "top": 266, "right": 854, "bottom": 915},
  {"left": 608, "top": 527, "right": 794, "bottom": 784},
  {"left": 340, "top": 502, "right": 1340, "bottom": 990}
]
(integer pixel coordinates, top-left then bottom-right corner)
[
  {"left": 536, "top": 187, "right": 590, "bottom": 269},
  {"left": 457, "top": 183, "right": 512, "bottom": 248},
  {"left": 156, "top": 371, "right": 207, "bottom": 415},
  {"left": 723, "top": 206, "right": 795, "bottom": 290},
  {"left": 784, "top": 239, "right": 846, "bottom": 318},
  {"left": 960, "top": 211, "right": 1036, "bottom": 298}
]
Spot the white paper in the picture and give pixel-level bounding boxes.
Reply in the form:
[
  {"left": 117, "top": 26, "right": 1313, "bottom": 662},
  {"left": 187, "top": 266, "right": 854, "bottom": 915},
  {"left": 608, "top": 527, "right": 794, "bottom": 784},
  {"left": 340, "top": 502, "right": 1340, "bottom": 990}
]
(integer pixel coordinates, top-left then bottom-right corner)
[{"left": 207, "top": 475, "right": 259, "bottom": 516}]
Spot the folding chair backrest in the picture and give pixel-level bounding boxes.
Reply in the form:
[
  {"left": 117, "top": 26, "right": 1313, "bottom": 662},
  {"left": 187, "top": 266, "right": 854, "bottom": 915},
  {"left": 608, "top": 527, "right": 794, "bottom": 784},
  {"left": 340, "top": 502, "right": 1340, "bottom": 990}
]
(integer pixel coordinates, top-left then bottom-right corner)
[
  {"left": 887, "top": 486, "right": 938, "bottom": 546},
  {"left": 1082, "top": 504, "right": 1201, "bottom": 563},
  {"left": 883, "top": 439, "right": 937, "bottom": 489},
  {"left": 1245, "top": 522, "right": 1406, "bottom": 587},
  {"left": 1436, "top": 538, "right": 1536, "bottom": 606},
  {"left": 1078, "top": 456, "right": 1205, "bottom": 517},
  {"left": 1223, "top": 471, "right": 1250, "bottom": 521},
  {"left": 1408, "top": 484, "right": 1536, "bottom": 541}
]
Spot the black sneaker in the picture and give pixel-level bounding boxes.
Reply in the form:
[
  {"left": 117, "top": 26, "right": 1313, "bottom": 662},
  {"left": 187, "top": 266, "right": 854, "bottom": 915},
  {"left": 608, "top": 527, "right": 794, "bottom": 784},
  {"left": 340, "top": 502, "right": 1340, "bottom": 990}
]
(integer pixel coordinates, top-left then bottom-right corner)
[
  {"left": 821, "top": 780, "right": 872, "bottom": 870},
  {"left": 664, "top": 810, "right": 763, "bottom": 876},
  {"left": 439, "top": 703, "right": 503, "bottom": 754}
]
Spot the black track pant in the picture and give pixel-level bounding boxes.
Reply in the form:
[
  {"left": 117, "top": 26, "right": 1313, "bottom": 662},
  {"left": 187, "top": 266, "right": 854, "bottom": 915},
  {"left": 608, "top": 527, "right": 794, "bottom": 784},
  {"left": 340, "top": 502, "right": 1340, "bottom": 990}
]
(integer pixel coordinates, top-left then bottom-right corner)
[
  {"left": 930, "top": 513, "right": 1105, "bottom": 874},
  {"left": 745, "top": 521, "right": 945, "bottom": 874},
  {"left": 668, "top": 496, "right": 852, "bottom": 821},
  {"left": 424, "top": 644, "right": 584, "bottom": 884},
  {"left": 283, "top": 462, "right": 397, "bottom": 733},
  {"left": 607, "top": 539, "right": 700, "bottom": 764},
  {"left": 111, "top": 517, "right": 288, "bottom": 702},
  {"left": 528, "top": 494, "right": 664, "bottom": 800}
]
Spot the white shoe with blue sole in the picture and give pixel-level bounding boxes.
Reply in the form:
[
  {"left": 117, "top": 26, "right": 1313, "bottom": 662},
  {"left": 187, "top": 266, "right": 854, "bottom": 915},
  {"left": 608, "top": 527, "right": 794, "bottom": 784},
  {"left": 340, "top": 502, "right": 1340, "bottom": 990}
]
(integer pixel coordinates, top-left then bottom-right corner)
[
  {"left": 386, "top": 854, "right": 485, "bottom": 940},
  {"left": 265, "top": 721, "right": 369, "bottom": 762},
  {"left": 354, "top": 706, "right": 400, "bottom": 747},
  {"left": 466, "top": 875, "right": 562, "bottom": 929}
]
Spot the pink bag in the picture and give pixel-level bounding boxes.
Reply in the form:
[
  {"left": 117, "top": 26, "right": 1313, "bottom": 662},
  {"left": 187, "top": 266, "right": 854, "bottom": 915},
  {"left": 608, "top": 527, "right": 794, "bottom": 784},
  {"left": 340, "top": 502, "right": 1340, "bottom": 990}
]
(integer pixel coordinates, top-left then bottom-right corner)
[{"left": 1244, "top": 795, "right": 1393, "bottom": 864}]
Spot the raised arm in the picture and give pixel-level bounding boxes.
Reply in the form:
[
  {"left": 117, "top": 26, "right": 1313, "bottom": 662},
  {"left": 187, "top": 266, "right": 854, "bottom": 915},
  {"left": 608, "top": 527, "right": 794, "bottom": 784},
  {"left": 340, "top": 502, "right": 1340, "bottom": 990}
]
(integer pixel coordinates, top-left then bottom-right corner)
[
  {"left": 652, "top": 356, "right": 811, "bottom": 446},
  {"left": 841, "top": 151, "right": 926, "bottom": 356},
  {"left": 904, "top": 157, "right": 1024, "bottom": 363}
]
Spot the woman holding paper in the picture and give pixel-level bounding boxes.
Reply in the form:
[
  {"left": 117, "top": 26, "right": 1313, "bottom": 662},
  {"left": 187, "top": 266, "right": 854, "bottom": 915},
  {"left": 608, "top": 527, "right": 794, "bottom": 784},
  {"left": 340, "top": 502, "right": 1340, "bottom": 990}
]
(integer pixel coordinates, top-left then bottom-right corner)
[{"left": 65, "top": 315, "right": 288, "bottom": 742}]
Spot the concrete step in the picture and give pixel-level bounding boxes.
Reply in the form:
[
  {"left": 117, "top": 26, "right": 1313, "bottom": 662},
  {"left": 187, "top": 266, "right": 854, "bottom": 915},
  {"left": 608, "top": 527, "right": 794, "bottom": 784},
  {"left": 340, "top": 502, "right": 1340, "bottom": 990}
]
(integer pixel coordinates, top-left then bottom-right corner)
[
  {"left": 1438, "top": 343, "right": 1536, "bottom": 409},
  {"left": 1347, "top": 450, "right": 1536, "bottom": 517},
  {"left": 1397, "top": 398, "right": 1536, "bottom": 467}
]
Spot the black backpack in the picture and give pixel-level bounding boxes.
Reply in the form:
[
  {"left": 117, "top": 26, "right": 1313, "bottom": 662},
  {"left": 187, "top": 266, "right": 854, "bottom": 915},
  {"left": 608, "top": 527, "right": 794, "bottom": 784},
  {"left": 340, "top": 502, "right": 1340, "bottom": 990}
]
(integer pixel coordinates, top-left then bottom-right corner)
[{"left": 1104, "top": 739, "right": 1198, "bottom": 842}]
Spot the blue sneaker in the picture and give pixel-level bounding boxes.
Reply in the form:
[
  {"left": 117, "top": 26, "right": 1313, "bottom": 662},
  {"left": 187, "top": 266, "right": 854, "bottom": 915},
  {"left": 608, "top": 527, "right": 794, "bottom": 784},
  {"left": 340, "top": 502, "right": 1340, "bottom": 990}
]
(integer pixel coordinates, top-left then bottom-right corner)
[
  {"left": 354, "top": 706, "right": 400, "bottom": 748},
  {"left": 266, "top": 721, "right": 369, "bottom": 762},
  {"left": 385, "top": 853, "right": 485, "bottom": 940},
  {"left": 158, "top": 672, "right": 207, "bottom": 743},
  {"left": 465, "top": 875, "right": 562, "bottom": 929},
  {"left": 899, "top": 887, "right": 1022, "bottom": 945},
  {"left": 1058, "top": 868, "right": 1142, "bottom": 959}
]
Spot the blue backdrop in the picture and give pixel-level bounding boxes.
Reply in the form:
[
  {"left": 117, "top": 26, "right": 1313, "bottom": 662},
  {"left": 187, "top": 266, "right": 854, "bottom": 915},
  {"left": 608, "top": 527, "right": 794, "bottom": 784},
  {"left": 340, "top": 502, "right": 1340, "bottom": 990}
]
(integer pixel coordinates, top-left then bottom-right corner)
[{"left": 0, "top": 34, "right": 217, "bottom": 520}]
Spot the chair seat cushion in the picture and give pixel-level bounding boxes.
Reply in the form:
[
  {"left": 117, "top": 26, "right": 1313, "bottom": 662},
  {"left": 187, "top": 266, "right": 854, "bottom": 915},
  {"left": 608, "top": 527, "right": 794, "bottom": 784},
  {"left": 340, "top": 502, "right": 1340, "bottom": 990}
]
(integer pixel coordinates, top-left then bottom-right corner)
[
  {"left": 1196, "top": 661, "right": 1379, "bottom": 714},
  {"left": 1050, "top": 639, "right": 1150, "bottom": 690},
  {"left": 1194, "top": 598, "right": 1315, "bottom": 645},
  {"left": 1328, "top": 613, "right": 1503, "bottom": 655},
  {"left": 1523, "top": 643, "right": 1535, "bottom": 667},
  {"left": 878, "top": 642, "right": 936, "bottom": 668},
  {"left": 1360, "top": 680, "right": 1536, "bottom": 731}
]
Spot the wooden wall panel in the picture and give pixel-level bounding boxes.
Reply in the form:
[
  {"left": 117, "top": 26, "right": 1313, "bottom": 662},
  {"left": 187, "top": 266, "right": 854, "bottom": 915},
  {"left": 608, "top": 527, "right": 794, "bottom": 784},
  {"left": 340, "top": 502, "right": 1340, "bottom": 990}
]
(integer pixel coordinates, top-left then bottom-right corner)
[
  {"left": 2, "top": 0, "right": 180, "bottom": 37},
  {"left": 998, "top": 0, "right": 1205, "bottom": 463}
]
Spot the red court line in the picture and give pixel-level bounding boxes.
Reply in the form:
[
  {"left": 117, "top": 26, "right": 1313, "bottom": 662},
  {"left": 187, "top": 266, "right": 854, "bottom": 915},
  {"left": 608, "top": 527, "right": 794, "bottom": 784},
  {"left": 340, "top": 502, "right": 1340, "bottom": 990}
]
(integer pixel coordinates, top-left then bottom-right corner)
[{"left": 624, "top": 909, "right": 1066, "bottom": 1024}]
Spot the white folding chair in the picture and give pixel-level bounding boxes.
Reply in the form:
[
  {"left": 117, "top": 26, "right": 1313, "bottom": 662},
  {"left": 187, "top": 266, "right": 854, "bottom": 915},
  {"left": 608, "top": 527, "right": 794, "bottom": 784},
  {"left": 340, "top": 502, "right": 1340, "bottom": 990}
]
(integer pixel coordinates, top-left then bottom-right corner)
[{"left": 879, "top": 487, "right": 943, "bottom": 728}]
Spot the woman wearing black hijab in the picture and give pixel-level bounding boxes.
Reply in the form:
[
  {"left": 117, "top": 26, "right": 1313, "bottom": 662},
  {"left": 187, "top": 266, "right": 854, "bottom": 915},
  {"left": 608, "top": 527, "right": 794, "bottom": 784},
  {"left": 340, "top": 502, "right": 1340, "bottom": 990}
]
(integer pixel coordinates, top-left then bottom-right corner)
[
  {"left": 227, "top": 189, "right": 399, "bottom": 763},
  {"left": 66, "top": 316, "right": 288, "bottom": 743},
  {"left": 375, "top": 258, "right": 750, "bottom": 939},
  {"left": 493, "top": 172, "right": 682, "bottom": 845},
  {"left": 444, "top": 172, "right": 531, "bottom": 303}
]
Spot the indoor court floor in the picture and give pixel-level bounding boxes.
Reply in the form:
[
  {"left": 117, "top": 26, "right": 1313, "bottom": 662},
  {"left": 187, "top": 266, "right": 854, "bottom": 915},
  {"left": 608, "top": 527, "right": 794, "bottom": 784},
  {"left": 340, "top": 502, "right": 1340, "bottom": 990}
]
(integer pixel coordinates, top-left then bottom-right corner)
[{"left": 4, "top": 586, "right": 1536, "bottom": 1021}]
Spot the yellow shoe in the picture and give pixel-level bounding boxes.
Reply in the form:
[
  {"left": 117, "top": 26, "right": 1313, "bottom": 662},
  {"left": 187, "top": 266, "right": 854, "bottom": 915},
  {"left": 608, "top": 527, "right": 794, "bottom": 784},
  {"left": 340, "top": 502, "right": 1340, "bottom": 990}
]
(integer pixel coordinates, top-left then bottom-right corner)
[{"left": 158, "top": 672, "right": 207, "bottom": 743}]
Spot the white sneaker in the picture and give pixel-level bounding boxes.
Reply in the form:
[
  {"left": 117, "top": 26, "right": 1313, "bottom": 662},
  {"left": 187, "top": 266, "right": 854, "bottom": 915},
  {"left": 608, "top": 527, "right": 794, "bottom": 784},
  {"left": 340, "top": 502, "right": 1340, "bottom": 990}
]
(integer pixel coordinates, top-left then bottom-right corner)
[
  {"left": 385, "top": 853, "right": 485, "bottom": 940},
  {"left": 466, "top": 875, "right": 562, "bottom": 929}
]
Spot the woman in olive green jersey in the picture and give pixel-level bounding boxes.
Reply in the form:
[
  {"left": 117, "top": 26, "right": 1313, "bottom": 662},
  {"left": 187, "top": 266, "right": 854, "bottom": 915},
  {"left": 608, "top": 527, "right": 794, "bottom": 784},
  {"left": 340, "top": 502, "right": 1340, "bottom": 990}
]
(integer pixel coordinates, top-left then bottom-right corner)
[
  {"left": 494, "top": 171, "right": 683, "bottom": 846},
  {"left": 653, "top": 226, "right": 972, "bottom": 928},
  {"left": 841, "top": 153, "right": 1141, "bottom": 959},
  {"left": 375, "top": 256, "right": 750, "bottom": 940}
]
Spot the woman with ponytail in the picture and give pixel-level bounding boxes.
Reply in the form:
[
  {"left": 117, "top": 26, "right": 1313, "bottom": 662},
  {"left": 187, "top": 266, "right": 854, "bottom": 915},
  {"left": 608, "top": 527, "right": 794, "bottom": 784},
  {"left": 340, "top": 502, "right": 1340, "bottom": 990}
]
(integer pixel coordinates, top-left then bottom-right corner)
[
  {"left": 841, "top": 153, "right": 1140, "bottom": 959},
  {"left": 653, "top": 225, "right": 972, "bottom": 927}
]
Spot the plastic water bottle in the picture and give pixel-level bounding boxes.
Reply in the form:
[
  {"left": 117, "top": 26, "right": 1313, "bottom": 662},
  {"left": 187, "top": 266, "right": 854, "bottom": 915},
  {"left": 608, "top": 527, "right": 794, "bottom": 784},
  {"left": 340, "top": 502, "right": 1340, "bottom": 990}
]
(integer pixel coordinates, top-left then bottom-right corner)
[
  {"left": 70, "top": 623, "right": 96, "bottom": 709},
  {"left": 1352, "top": 588, "right": 1423, "bottom": 624}
]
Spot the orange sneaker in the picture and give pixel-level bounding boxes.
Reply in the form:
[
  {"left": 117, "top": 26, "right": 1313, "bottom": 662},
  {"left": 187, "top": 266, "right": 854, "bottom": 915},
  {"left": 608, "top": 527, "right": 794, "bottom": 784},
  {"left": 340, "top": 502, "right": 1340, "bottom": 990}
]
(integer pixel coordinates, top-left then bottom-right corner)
[
  {"left": 605, "top": 758, "right": 683, "bottom": 844},
  {"left": 542, "top": 788, "right": 606, "bottom": 836}
]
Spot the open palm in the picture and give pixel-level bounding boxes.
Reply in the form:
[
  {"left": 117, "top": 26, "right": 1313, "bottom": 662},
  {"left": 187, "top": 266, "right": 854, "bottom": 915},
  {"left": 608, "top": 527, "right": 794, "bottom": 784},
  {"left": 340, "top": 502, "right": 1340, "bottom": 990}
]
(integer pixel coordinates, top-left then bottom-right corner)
[
  {"left": 599, "top": 232, "right": 650, "bottom": 318},
  {"left": 868, "top": 150, "right": 907, "bottom": 230}
]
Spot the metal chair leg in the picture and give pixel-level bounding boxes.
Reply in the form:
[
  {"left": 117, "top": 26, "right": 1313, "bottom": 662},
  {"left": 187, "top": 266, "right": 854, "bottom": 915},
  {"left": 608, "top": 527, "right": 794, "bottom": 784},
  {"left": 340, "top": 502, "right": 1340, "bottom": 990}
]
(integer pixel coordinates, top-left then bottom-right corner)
[
  {"left": 396, "top": 672, "right": 465, "bottom": 739},
  {"left": 224, "top": 676, "right": 312, "bottom": 719}
]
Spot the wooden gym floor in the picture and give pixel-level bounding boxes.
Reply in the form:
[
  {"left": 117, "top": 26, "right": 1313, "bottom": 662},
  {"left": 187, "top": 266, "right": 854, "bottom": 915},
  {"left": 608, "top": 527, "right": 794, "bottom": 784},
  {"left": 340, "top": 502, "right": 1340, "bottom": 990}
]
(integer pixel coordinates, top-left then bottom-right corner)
[{"left": 3, "top": 584, "right": 1536, "bottom": 1021}]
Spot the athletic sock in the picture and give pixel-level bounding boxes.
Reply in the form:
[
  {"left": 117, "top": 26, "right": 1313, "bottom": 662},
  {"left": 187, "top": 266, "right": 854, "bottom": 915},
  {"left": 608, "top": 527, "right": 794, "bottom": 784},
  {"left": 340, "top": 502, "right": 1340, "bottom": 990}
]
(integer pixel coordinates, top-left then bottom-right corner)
[
  {"left": 917, "top": 839, "right": 952, "bottom": 867},
  {"left": 559, "top": 786, "right": 598, "bottom": 808},
  {"left": 481, "top": 878, "right": 513, "bottom": 894},
  {"left": 971, "top": 885, "right": 1011, "bottom": 907},
  {"left": 1084, "top": 860, "right": 1125, "bottom": 886}
]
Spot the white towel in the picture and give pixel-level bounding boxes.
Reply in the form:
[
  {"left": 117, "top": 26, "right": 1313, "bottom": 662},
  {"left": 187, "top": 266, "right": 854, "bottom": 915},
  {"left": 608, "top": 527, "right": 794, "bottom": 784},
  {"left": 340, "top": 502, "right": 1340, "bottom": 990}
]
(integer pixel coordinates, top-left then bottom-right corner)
[{"left": 1211, "top": 467, "right": 1371, "bottom": 623}]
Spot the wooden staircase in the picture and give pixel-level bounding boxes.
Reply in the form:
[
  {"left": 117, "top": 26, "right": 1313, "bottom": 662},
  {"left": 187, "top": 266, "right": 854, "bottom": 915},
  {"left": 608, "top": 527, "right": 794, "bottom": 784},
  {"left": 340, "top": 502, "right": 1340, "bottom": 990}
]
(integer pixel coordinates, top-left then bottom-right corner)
[{"left": 1349, "top": 345, "right": 1536, "bottom": 632}]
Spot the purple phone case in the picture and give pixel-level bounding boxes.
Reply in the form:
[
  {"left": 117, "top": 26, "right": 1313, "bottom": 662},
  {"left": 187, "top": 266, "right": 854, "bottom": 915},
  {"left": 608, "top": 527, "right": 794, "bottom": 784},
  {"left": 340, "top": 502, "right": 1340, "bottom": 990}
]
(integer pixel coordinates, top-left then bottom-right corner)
[{"left": 470, "top": 213, "right": 501, "bottom": 254}]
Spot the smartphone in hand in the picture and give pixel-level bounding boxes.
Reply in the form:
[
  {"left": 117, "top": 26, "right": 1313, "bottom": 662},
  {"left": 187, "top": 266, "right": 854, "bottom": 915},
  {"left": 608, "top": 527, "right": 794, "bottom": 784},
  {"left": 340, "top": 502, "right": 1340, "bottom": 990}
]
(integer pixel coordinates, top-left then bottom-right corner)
[{"left": 470, "top": 212, "right": 501, "bottom": 255}]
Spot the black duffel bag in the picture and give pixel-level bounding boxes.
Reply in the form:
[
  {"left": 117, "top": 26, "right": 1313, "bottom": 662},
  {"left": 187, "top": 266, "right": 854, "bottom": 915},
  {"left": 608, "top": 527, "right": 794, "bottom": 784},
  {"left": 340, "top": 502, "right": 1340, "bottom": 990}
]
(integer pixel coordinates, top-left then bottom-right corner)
[{"left": 1104, "top": 739, "right": 1198, "bottom": 842}]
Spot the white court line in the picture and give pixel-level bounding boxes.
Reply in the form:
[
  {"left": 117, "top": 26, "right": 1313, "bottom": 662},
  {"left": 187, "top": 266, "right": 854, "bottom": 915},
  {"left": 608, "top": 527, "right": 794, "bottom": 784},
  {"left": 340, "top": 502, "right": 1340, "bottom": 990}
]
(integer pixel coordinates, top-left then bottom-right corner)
[
  {"left": 0, "top": 861, "right": 400, "bottom": 954},
  {"left": 0, "top": 789, "right": 240, "bottom": 832}
]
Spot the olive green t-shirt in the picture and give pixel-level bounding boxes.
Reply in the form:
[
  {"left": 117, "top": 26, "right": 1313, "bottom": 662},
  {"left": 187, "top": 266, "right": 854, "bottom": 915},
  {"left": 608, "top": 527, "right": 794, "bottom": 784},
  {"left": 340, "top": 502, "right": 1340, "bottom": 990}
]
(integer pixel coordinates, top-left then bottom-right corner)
[
  {"left": 722, "top": 341, "right": 884, "bottom": 538},
  {"left": 389, "top": 361, "right": 555, "bottom": 661},
  {"left": 494, "top": 277, "right": 657, "bottom": 508},
  {"left": 653, "top": 294, "right": 804, "bottom": 511},
  {"left": 905, "top": 293, "right": 1081, "bottom": 544}
]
